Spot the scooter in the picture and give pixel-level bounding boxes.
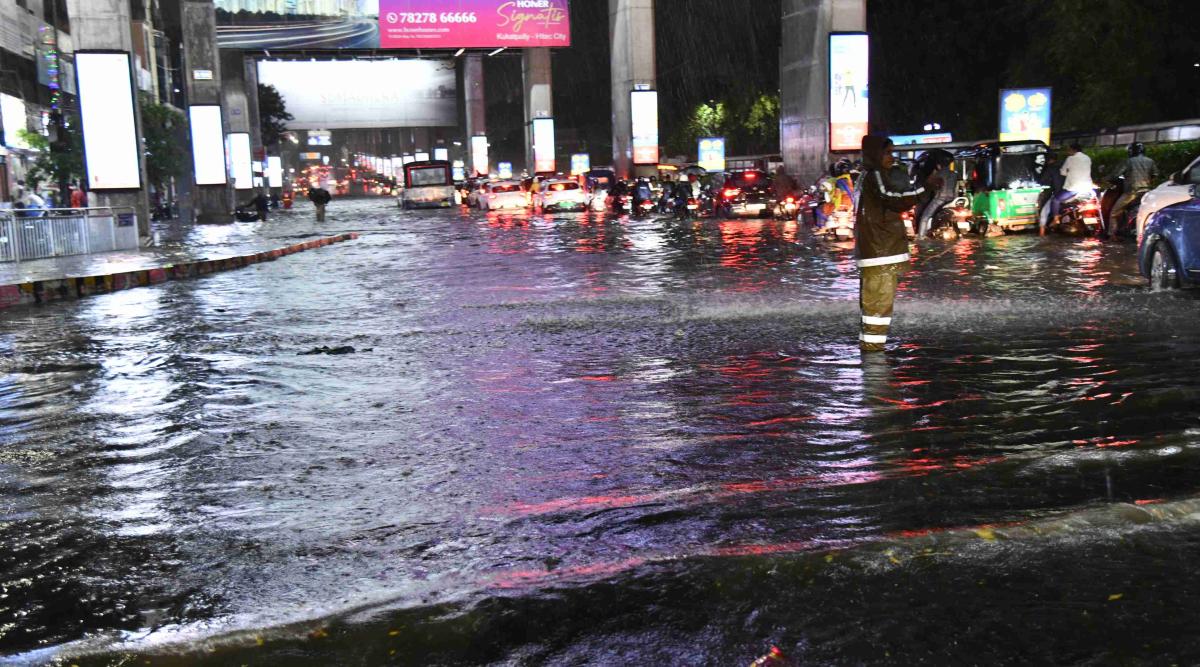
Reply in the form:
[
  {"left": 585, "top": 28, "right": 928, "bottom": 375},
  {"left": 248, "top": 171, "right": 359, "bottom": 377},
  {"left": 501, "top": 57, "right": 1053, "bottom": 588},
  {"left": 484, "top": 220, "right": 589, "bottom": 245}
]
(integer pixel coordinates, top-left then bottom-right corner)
[
  {"left": 921, "top": 196, "right": 975, "bottom": 239},
  {"left": 774, "top": 194, "right": 800, "bottom": 220},
  {"left": 1099, "top": 177, "right": 1143, "bottom": 240},
  {"left": 1049, "top": 191, "right": 1103, "bottom": 236}
]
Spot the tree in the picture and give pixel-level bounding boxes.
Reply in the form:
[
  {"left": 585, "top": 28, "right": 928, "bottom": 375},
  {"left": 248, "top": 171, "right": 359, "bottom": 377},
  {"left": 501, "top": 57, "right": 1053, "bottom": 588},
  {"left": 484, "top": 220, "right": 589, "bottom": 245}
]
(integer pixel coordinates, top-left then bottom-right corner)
[
  {"left": 257, "top": 83, "right": 293, "bottom": 147},
  {"left": 17, "top": 125, "right": 82, "bottom": 194},
  {"left": 139, "top": 93, "right": 187, "bottom": 194}
]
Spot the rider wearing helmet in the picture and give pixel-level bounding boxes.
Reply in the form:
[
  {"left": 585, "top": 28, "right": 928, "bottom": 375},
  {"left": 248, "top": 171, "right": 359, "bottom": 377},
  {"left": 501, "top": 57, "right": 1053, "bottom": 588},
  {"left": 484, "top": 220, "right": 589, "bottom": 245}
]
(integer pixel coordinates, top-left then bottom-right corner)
[
  {"left": 830, "top": 158, "right": 855, "bottom": 212},
  {"left": 1107, "top": 142, "right": 1158, "bottom": 240}
]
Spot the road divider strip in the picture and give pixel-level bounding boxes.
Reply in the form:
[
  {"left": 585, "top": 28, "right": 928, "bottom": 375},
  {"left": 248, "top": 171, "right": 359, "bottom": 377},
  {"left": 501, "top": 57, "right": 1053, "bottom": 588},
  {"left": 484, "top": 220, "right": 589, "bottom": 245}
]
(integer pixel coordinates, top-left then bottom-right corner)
[{"left": 0, "top": 233, "right": 359, "bottom": 311}]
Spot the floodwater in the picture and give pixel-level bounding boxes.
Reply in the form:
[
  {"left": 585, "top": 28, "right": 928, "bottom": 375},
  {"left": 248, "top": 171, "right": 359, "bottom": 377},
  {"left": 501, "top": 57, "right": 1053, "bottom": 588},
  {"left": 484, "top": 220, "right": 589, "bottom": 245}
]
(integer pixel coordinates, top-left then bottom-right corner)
[{"left": 2, "top": 199, "right": 1199, "bottom": 665}]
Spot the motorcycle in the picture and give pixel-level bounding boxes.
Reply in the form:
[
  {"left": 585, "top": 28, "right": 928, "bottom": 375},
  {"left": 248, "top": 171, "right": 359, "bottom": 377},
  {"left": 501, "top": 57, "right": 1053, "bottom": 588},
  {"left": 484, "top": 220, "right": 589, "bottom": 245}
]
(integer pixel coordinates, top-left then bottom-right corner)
[
  {"left": 1099, "top": 177, "right": 1143, "bottom": 240},
  {"left": 774, "top": 194, "right": 800, "bottom": 220},
  {"left": 1049, "top": 190, "right": 1103, "bottom": 236},
  {"left": 920, "top": 196, "right": 975, "bottom": 239}
]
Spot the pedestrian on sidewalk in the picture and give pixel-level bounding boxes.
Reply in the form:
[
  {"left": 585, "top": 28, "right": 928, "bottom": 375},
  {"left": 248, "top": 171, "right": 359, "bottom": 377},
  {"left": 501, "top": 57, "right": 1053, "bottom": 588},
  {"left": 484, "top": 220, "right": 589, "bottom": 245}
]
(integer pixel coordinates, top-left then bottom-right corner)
[
  {"left": 307, "top": 186, "right": 332, "bottom": 222},
  {"left": 855, "top": 135, "right": 934, "bottom": 352},
  {"left": 253, "top": 189, "right": 270, "bottom": 222},
  {"left": 69, "top": 182, "right": 87, "bottom": 209}
]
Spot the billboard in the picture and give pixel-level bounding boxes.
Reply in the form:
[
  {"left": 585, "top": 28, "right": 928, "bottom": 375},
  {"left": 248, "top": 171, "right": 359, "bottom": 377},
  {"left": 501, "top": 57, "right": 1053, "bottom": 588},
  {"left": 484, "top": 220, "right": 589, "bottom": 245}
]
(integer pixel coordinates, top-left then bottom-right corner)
[
  {"left": 227, "top": 132, "right": 253, "bottom": 190},
  {"left": 189, "top": 105, "right": 227, "bottom": 186},
  {"left": 470, "top": 135, "right": 488, "bottom": 176},
  {"left": 698, "top": 137, "right": 725, "bottom": 173},
  {"left": 498, "top": 162, "right": 513, "bottom": 179},
  {"left": 630, "top": 90, "right": 659, "bottom": 165},
  {"left": 267, "top": 156, "right": 283, "bottom": 188},
  {"left": 1, "top": 93, "right": 30, "bottom": 149},
  {"left": 379, "top": 0, "right": 570, "bottom": 49},
  {"left": 571, "top": 153, "right": 590, "bottom": 176},
  {"left": 215, "top": 1, "right": 569, "bottom": 50},
  {"left": 829, "top": 33, "right": 869, "bottom": 151},
  {"left": 257, "top": 59, "right": 456, "bottom": 130},
  {"left": 75, "top": 52, "right": 142, "bottom": 190},
  {"left": 532, "top": 117, "right": 555, "bottom": 173},
  {"left": 999, "top": 88, "right": 1052, "bottom": 145},
  {"left": 434, "top": 147, "right": 449, "bottom": 161},
  {"left": 889, "top": 132, "right": 953, "bottom": 146}
]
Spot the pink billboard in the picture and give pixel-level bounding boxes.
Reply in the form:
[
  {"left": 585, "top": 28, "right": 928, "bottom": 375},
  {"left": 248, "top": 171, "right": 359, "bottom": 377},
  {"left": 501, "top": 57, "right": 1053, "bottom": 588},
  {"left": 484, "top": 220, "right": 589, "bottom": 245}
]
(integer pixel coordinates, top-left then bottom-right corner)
[{"left": 380, "top": 0, "right": 571, "bottom": 49}]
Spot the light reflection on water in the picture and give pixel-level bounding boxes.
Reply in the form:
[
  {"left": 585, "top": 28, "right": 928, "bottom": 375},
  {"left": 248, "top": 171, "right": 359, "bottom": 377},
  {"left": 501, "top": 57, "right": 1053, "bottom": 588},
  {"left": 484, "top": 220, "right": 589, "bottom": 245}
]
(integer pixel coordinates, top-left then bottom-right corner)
[{"left": 2, "top": 200, "right": 1200, "bottom": 664}]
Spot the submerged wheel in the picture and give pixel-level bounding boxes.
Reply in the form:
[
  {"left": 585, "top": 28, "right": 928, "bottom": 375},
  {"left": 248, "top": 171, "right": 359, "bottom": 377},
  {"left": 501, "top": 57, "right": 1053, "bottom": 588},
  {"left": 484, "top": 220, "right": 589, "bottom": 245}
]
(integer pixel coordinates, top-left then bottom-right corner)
[{"left": 1149, "top": 242, "right": 1180, "bottom": 291}]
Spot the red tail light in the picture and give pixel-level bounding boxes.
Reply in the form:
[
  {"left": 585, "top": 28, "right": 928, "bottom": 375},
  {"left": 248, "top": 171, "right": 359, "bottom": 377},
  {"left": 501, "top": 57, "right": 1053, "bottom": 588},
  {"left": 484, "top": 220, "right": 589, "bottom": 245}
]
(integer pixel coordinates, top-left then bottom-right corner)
[
  {"left": 723, "top": 188, "right": 741, "bottom": 199},
  {"left": 785, "top": 196, "right": 795, "bottom": 203}
]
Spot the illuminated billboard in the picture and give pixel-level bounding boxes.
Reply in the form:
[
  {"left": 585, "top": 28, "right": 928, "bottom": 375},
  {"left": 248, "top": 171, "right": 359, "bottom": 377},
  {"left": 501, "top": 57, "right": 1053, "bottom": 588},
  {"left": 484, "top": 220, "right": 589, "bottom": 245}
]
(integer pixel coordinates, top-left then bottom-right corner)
[
  {"left": 257, "top": 59, "right": 456, "bottom": 130},
  {"left": 470, "top": 135, "right": 489, "bottom": 177},
  {"left": 571, "top": 153, "right": 590, "bottom": 176},
  {"left": 215, "top": 1, "right": 569, "bottom": 50},
  {"left": 227, "top": 132, "right": 253, "bottom": 190},
  {"left": 630, "top": 90, "right": 659, "bottom": 165},
  {"left": 267, "top": 157, "right": 283, "bottom": 188},
  {"left": 75, "top": 51, "right": 142, "bottom": 190},
  {"left": 698, "top": 137, "right": 725, "bottom": 172},
  {"left": 498, "top": 162, "right": 513, "bottom": 179},
  {"left": 829, "top": 33, "right": 869, "bottom": 151},
  {"left": 189, "top": 105, "right": 227, "bottom": 186},
  {"left": 999, "top": 88, "right": 1052, "bottom": 145},
  {"left": 532, "top": 117, "right": 555, "bottom": 173},
  {"left": 434, "top": 147, "right": 448, "bottom": 161},
  {"left": 0, "top": 94, "right": 29, "bottom": 149},
  {"left": 889, "top": 133, "right": 953, "bottom": 146}
]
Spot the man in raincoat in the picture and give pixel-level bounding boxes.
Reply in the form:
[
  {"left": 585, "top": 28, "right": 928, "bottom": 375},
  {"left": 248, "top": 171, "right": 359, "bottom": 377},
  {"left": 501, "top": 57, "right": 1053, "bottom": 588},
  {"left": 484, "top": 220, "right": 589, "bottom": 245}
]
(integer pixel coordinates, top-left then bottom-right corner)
[{"left": 855, "top": 136, "right": 931, "bottom": 352}]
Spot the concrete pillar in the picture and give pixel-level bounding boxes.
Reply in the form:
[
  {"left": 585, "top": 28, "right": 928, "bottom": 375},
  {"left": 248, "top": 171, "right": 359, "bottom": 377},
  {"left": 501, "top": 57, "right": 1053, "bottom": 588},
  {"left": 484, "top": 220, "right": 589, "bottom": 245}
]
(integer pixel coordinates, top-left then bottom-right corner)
[
  {"left": 522, "top": 48, "right": 553, "bottom": 174},
  {"left": 609, "top": 0, "right": 656, "bottom": 179},
  {"left": 220, "top": 49, "right": 262, "bottom": 198},
  {"left": 181, "top": 0, "right": 231, "bottom": 224},
  {"left": 463, "top": 54, "right": 486, "bottom": 144},
  {"left": 779, "top": 0, "right": 866, "bottom": 184},
  {"left": 65, "top": 0, "right": 152, "bottom": 238}
]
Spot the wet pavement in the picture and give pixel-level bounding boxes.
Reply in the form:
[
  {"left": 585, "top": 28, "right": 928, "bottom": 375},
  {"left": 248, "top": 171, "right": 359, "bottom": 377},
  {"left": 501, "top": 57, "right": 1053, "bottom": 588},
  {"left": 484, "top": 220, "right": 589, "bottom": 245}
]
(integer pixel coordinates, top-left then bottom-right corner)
[{"left": 1, "top": 198, "right": 1199, "bottom": 665}]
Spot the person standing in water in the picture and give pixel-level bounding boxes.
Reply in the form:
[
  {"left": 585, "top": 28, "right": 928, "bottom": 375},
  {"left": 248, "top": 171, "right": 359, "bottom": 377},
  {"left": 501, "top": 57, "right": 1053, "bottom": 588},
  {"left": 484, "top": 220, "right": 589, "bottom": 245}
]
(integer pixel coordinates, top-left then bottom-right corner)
[{"left": 855, "top": 136, "right": 936, "bottom": 352}]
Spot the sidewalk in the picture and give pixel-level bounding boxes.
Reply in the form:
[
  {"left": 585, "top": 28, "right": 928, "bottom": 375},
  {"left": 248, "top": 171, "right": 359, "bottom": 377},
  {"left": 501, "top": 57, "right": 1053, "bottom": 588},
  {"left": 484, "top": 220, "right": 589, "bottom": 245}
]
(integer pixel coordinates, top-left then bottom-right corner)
[{"left": 0, "top": 206, "right": 359, "bottom": 310}]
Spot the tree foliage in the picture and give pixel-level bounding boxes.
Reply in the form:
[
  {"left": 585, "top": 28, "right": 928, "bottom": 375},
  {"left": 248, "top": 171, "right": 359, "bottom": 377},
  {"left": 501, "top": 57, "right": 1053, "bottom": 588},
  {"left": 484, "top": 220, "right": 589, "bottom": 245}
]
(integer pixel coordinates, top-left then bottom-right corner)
[
  {"left": 139, "top": 93, "right": 187, "bottom": 192},
  {"left": 17, "top": 125, "right": 81, "bottom": 193},
  {"left": 258, "top": 83, "right": 293, "bottom": 147}
]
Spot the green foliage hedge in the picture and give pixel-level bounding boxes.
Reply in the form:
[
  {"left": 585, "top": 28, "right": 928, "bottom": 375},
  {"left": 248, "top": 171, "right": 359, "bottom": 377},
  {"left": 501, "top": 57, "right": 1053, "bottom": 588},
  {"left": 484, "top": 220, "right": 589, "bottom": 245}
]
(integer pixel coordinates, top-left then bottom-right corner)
[{"left": 1080, "top": 140, "right": 1198, "bottom": 185}]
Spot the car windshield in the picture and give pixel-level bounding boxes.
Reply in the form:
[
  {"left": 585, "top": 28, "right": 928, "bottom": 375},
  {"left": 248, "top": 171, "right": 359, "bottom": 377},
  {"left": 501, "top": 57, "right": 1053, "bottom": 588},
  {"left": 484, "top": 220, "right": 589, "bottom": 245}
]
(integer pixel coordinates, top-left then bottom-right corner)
[
  {"left": 549, "top": 182, "right": 579, "bottom": 191},
  {"left": 491, "top": 184, "right": 519, "bottom": 193},
  {"left": 408, "top": 167, "right": 449, "bottom": 187},
  {"left": 727, "top": 171, "right": 769, "bottom": 188}
]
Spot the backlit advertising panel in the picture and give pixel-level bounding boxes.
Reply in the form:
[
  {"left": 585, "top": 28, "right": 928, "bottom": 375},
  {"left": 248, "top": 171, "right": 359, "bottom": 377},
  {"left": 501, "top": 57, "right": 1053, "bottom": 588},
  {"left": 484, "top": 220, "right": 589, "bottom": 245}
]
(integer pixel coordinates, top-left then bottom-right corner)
[
  {"left": 434, "top": 147, "right": 449, "bottom": 161},
  {"left": 889, "top": 132, "right": 953, "bottom": 146},
  {"left": 829, "top": 33, "right": 869, "bottom": 151},
  {"left": 498, "top": 162, "right": 513, "bottom": 179},
  {"left": 189, "top": 105, "right": 227, "bottom": 186},
  {"left": 570, "top": 153, "right": 590, "bottom": 176},
  {"left": 75, "top": 52, "right": 141, "bottom": 190},
  {"left": 470, "top": 135, "right": 489, "bottom": 176},
  {"left": 630, "top": 90, "right": 659, "bottom": 165},
  {"left": 698, "top": 137, "right": 725, "bottom": 172},
  {"left": 999, "top": 88, "right": 1052, "bottom": 145},
  {"left": 257, "top": 59, "right": 456, "bottom": 129},
  {"left": 532, "top": 117, "right": 555, "bottom": 173},
  {"left": 227, "top": 132, "right": 253, "bottom": 190},
  {"left": 0, "top": 93, "right": 30, "bottom": 149},
  {"left": 380, "top": 0, "right": 570, "bottom": 49}
]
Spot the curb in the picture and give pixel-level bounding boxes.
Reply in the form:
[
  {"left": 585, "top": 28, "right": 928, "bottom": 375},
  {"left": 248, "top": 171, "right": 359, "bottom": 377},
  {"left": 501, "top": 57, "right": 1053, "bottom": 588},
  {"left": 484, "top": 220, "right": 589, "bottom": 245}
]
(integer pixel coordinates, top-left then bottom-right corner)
[{"left": 0, "top": 233, "right": 359, "bottom": 311}]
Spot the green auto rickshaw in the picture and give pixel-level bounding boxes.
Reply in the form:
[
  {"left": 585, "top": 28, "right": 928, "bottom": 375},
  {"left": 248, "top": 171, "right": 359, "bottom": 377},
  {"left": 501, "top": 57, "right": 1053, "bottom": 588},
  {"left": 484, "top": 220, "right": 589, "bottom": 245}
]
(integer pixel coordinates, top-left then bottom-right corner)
[{"left": 955, "top": 140, "right": 1049, "bottom": 233}]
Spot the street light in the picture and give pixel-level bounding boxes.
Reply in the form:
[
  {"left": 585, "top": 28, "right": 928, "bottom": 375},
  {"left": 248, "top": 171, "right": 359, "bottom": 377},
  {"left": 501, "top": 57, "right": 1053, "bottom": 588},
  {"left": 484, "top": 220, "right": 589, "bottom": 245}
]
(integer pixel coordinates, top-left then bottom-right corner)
[
  {"left": 488, "top": 47, "right": 505, "bottom": 56},
  {"left": 454, "top": 48, "right": 465, "bottom": 57}
]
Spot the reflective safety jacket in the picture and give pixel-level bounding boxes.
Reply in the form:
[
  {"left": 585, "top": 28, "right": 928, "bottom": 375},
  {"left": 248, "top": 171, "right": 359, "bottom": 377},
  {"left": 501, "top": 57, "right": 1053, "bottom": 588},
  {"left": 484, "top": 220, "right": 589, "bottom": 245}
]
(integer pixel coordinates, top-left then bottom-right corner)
[{"left": 854, "top": 167, "right": 923, "bottom": 268}]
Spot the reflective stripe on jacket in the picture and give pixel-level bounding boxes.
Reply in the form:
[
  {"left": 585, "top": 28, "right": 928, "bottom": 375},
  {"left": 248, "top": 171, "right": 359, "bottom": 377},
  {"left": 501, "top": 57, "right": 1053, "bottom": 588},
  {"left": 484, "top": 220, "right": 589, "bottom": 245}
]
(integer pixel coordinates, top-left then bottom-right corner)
[{"left": 855, "top": 169, "right": 922, "bottom": 268}]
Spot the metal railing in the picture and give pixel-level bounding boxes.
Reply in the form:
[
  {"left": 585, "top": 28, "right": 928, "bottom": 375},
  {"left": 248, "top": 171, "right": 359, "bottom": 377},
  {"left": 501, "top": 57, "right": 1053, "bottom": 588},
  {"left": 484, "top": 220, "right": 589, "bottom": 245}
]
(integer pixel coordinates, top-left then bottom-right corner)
[{"left": 0, "top": 207, "right": 140, "bottom": 263}]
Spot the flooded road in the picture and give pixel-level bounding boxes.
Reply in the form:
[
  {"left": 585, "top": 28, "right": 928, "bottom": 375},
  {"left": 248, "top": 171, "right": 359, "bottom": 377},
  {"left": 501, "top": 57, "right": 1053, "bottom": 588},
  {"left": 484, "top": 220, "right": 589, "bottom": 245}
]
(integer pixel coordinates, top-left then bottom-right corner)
[{"left": 2, "top": 198, "right": 1199, "bottom": 665}]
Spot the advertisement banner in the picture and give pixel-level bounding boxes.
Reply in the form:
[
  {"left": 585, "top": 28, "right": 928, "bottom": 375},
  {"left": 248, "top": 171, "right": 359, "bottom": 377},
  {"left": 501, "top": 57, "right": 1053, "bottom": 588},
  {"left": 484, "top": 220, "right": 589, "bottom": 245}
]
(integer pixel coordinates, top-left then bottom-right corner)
[
  {"left": 630, "top": 90, "right": 659, "bottom": 165},
  {"left": 889, "top": 132, "right": 953, "bottom": 146},
  {"left": 470, "top": 135, "right": 489, "bottom": 176},
  {"left": 829, "top": 33, "right": 869, "bottom": 151},
  {"left": 697, "top": 137, "right": 725, "bottom": 173},
  {"left": 498, "top": 162, "right": 513, "bottom": 179},
  {"left": 227, "top": 133, "right": 253, "bottom": 190},
  {"left": 532, "top": 117, "right": 555, "bottom": 173},
  {"left": 999, "top": 88, "right": 1051, "bottom": 145},
  {"left": 189, "top": 105, "right": 226, "bottom": 186},
  {"left": 1, "top": 93, "right": 30, "bottom": 149},
  {"left": 379, "top": 0, "right": 570, "bottom": 49},
  {"left": 571, "top": 153, "right": 590, "bottom": 176},
  {"left": 257, "top": 59, "right": 456, "bottom": 130},
  {"left": 434, "top": 147, "right": 449, "bottom": 161},
  {"left": 76, "top": 52, "right": 142, "bottom": 190}
]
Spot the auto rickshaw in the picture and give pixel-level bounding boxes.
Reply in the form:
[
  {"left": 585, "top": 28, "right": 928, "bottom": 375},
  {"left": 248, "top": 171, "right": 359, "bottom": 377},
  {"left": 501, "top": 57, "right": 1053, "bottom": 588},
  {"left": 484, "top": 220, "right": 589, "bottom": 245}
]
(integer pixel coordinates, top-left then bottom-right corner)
[{"left": 955, "top": 140, "right": 1048, "bottom": 233}]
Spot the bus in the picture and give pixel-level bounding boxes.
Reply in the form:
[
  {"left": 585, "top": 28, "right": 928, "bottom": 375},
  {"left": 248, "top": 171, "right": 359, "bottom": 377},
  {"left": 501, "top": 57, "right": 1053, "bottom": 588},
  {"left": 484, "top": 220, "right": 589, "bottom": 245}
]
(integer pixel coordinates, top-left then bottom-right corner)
[{"left": 399, "top": 161, "right": 455, "bottom": 209}]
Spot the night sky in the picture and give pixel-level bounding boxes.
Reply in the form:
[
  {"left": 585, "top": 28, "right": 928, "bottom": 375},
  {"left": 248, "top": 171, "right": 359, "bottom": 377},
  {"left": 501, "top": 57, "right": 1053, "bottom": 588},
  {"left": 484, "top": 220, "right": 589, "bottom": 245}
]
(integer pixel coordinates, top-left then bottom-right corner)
[{"left": 482, "top": 0, "right": 1199, "bottom": 165}]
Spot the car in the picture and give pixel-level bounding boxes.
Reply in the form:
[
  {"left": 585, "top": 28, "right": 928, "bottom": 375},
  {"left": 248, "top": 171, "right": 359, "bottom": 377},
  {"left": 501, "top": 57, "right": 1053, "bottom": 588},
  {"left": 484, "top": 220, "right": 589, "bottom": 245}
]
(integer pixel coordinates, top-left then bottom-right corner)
[
  {"left": 534, "top": 179, "right": 587, "bottom": 212},
  {"left": 478, "top": 180, "right": 528, "bottom": 211},
  {"left": 1138, "top": 160, "right": 1200, "bottom": 290},
  {"left": 715, "top": 169, "right": 775, "bottom": 218},
  {"left": 1137, "top": 153, "right": 1200, "bottom": 237}
]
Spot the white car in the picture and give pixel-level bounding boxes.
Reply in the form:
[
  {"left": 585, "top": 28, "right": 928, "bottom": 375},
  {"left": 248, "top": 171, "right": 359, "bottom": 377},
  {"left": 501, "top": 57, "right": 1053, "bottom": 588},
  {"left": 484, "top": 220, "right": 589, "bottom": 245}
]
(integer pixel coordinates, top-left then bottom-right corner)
[
  {"left": 1137, "top": 154, "right": 1200, "bottom": 237},
  {"left": 534, "top": 179, "right": 587, "bottom": 212},
  {"left": 478, "top": 181, "right": 528, "bottom": 211}
]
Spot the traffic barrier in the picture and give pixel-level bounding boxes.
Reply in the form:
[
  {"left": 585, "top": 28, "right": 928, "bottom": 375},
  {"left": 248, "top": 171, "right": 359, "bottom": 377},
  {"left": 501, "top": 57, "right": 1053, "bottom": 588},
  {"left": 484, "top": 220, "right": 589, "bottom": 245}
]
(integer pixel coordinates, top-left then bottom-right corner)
[{"left": 0, "top": 233, "right": 359, "bottom": 311}]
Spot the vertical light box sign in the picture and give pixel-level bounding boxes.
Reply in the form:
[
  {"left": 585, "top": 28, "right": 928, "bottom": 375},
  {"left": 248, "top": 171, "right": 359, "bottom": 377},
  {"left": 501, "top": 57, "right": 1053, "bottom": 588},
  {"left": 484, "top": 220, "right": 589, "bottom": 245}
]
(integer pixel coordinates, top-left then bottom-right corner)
[
  {"left": 75, "top": 52, "right": 142, "bottom": 189},
  {"left": 470, "top": 135, "right": 489, "bottom": 176},
  {"left": 829, "top": 33, "right": 869, "bottom": 151},
  {"left": 228, "top": 132, "right": 253, "bottom": 190},
  {"left": 189, "top": 105, "right": 227, "bottom": 185},
  {"left": 630, "top": 90, "right": 659, "bottom": 165},
  {"left": 532, "top": 117, "right": 555, "bottom": 173},
  {"left": 267, "top": 156, "right": 283, "bottom": 188}
]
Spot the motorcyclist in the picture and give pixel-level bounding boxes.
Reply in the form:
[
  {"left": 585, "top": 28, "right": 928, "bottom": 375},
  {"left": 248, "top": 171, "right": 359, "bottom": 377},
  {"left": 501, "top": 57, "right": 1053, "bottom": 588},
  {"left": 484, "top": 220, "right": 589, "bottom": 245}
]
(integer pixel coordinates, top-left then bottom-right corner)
[
  {"left": 855, "top": 136, "right": 932, "bottom": 352},
  {"left": 1106, "top": 142, "right": 1158, "bottom": 240},
  {"left": 914, "top": 151, "right": 958, "bottom": 237},
  {"left": 1044, "top": 143, "right": 1094, "bottom": 236},
  {"left": 774, "top": 165, "right": 797, "bottom": 200},
  {"left": 1036, "top": 151, "right": 1065, "bottom": 229},
  {"left": 634, "top": 178, "right": 653, "bottom": 206}
]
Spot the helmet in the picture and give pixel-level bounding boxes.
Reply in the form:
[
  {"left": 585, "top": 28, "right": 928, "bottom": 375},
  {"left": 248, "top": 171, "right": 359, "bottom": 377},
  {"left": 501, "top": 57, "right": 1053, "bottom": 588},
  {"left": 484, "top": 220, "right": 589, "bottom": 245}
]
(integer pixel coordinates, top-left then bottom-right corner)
[
  {"left": 831, "top": 158, "right": 852, "bottom": 177},
  {"left": 1127, "top": 142, "right": 1145, "bottom": 156}
]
